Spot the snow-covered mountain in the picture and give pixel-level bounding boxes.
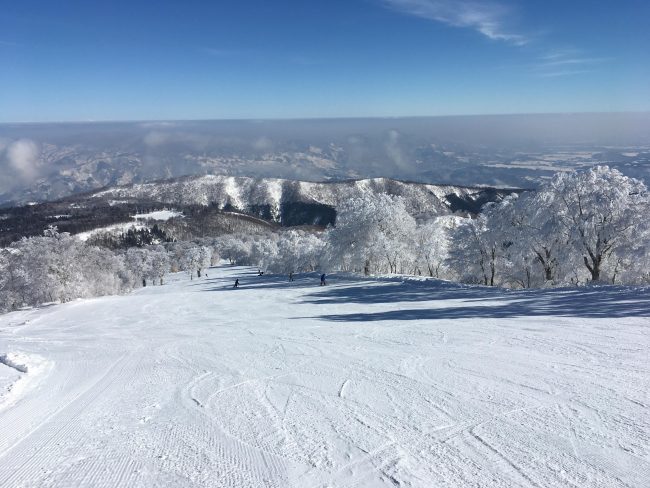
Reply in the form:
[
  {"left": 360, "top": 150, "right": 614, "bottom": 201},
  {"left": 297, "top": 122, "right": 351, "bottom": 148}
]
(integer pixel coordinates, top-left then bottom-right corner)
[
  {"left": 0, "top": 175, "right": 517, "bottom": 245},
  {"left": 90, "top": 174, "right": 517, "bottom": 223}
]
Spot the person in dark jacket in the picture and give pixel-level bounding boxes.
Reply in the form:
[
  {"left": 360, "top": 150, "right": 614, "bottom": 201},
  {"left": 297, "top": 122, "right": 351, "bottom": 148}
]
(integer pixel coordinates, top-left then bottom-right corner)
[
  {"left": 234, "top": 279, "right": 240, "bottom": 288},
  {"left": 320, "top": 273, "right": 327, "bottom": 286}
]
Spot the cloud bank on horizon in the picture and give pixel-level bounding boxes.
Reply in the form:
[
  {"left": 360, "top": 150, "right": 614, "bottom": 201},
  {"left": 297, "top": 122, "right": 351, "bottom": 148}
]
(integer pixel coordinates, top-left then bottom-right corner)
[{"left": 1, "top": 113, "right": 649, "bottom": 204}]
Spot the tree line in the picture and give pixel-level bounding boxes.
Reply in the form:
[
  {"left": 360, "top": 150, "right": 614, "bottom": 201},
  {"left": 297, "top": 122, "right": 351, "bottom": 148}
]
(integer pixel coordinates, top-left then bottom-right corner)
[{"left": 1, "top": 166, "right": 648, "bottom": 313}]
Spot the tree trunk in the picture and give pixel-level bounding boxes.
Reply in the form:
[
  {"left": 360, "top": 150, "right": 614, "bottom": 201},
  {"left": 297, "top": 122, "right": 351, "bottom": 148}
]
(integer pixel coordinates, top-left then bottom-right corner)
[
  {"left": 583, "top": 254, "right": 602, "bottom": 282},
  {"left": 545, "top": 266, "right": 553, "bottom": 282},
  {"left": 489, "top": 248, "right": 496, "bottom": 286}
]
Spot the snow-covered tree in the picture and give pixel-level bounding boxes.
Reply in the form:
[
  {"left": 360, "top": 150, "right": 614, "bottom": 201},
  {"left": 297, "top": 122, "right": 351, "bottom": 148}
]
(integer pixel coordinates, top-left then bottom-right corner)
[
  {"left": 213, "top": 235, "right": 254, "bottom": 265},
  {"left": 447, "top": 209, "right": 507, "bottom": 286},
  {"left": 414, "top": 217, "right": 458, "bottom": 278},
  {"left": 326, "top": 193, "right": 416, "bottom": 274},
  {"left": 0, "top": 228, "right": 138, "bottom": 311},
  {"left": 250, "top": 238, "right": 279, "bottom": 272},
  {"left": 125, "top": 248, "right": 153, "bottom": 287},
  {"left": 178, "top": 246, "right": 212, "bottom": 279},
  {"left": 196, "top": 246, "right": 212, "bottom": 277},
  {"left": 542, "top": 166, "right": 648, "bottom": 282},
  {"left": 147, "top": 246, "right": 171, "bottom": 285},
  {"left": 269, "top": 230, "right": 325, "bottom": 273}
]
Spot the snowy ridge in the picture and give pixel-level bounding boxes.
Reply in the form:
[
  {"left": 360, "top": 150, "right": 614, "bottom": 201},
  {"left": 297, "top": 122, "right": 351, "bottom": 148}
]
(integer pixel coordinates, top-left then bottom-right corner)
[{"left": 91, "top": 175, "right": 515, "bottom": 220}]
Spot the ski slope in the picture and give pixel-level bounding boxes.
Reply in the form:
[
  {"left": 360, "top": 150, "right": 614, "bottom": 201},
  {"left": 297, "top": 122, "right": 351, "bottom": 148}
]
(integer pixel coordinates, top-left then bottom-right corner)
[{"left": 0, "top": 266, "right": 648, "bottom": 487}]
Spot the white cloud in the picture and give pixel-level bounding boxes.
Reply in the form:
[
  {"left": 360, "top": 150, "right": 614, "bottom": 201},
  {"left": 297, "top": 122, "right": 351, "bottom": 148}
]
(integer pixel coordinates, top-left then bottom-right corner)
[
  {"left": 383, "top": 0, "right": 527, "bottom": 45},
  {"left": 541, "top": 58, "right": 605, "bottom": 67},
  {"left": 537, "top": 69, "right": 592, "bottom": 78},
  {"left": 533, "top": 49, "right": 607, "bottom": 77},
  {"left": 7, "top": 139, "right": 41, "bottom": 181}
]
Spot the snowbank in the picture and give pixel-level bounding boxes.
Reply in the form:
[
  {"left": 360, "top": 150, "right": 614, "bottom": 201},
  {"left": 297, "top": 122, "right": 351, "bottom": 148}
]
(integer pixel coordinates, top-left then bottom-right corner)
[{"left": 0, "top": 352, "right": 50, "bottom": 411}]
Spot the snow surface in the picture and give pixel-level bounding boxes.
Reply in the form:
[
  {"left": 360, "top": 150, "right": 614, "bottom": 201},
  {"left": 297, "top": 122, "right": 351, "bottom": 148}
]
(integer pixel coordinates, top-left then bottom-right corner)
[
  {"left": 0, "top": 266, "right": 648, "bottom": 487},
  {"left": 0, "top": 352, "right": 50, "bottom": 412},
  {"left": 132, "top": 210, "right": 183, "bottom": 221},
  {"left": 75, "top": 223, "right": 147, "bottom": 242}
]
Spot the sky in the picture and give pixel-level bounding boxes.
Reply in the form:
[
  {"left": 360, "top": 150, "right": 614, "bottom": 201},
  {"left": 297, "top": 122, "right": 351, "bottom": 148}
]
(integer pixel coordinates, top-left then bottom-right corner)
[{"left": 1, "top": 0, "right": 648, "bottom": 122}]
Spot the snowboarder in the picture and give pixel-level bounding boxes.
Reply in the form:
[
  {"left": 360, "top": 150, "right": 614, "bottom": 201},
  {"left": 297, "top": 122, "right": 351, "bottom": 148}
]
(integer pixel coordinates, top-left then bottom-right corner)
[
  {"left": 289, "top": 272, "right": 294, "bottom": 282},
  {"left": 258, "top": 269, "right": 264, "bottom": 276},
  {"left": 234, "top": 279, "right": 240, "bottom": 288},
  {"left": 320, "top": 273, "right": 327, "bottom": 286}
]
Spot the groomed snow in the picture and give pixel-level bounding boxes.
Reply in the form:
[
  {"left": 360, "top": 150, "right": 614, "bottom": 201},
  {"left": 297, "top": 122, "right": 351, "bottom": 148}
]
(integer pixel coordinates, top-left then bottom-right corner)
[{"left": 0, "top": 266, "right": 648, "bottom": 487}]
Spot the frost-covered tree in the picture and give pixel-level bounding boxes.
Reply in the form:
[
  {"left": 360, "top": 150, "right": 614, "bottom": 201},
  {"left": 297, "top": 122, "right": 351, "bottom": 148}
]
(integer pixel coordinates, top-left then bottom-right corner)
[
  {"left": 509, "top": 192, "right": 564, "bottom": 284},
  {"left": 269, "top": 230, "right": 325, "bottom": 273},
  {"left": 147, "top": 246, "right": 171, "bottom": 285},
  {"left": 0, "top": 249, "right": 29, "bottom": 311},
  {"left": 15, "top": 227, "right": 86, "bottom": 302},
  {"left": 542, "top": 166, "right": 648, "bottom": 282},
  {"left": 447, "top": 209, "right": 507, "bottom": 286},
  {"left": 125, "top": 248, "right": 153, "bottom": 287},
  {"left": 250, "top": 237, "right": 279, "bottom": 272},
  {"left": 178, "top": 246, "right": 212, "bottom": 279},
  {"left": 414, "top": 217, "right": 458, "bottom": 278},
  {"left": 79, "top": 244, "right": 127, "bottom": 297},
  {"left": 326, "top": 193, "right": 416, "bottom": 274},
  {"left": 0, "top": 228, "right": 137, "bottom": 311},
  {"left": 484, "top": 195, "right": 555, "bottom": 288},
  {"left": 196, "top": 246, "right": 212, "bottom": 278},
  {"left": 213, "top": 235, "right": 254, "bottom": 265}
]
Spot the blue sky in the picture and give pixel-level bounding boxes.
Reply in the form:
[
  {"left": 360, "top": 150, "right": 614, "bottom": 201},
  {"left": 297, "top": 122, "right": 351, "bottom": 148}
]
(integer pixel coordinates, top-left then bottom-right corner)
[{"left": 1, "top": 0, "right": 648, "bottom": 122}]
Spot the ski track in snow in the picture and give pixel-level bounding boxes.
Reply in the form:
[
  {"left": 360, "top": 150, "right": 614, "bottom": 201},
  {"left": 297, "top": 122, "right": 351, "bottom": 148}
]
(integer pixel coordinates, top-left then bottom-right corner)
[{"left": 0, "top": 266, "right": 648, "bottom": 487}]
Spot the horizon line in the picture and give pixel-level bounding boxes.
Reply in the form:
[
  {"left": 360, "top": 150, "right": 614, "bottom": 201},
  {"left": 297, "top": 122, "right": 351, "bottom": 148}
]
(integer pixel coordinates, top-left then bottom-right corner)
[{"left": 1, "top": 110, "right": 649, "bottom": 126}]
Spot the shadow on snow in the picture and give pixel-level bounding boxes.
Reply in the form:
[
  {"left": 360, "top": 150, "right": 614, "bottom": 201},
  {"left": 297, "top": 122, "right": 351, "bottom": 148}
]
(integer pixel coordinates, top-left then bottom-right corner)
[
  {"left": 197, "top": 267, "right": 650, "bottom": 320},
  {"left": 199, "top": 268, "right": 328, "bottom": 292},
  {"left": 301, "top": 279, "right": 650, "bottom": 320}
]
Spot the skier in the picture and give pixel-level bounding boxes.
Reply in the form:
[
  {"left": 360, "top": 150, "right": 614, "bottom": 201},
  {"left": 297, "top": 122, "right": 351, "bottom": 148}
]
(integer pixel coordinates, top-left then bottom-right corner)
[
  {"left": 234, "top": 279, "right": 240, "bottom": 288},
  {"left": 258, "top": 269, "right": 264, "bottom": 276},
  {"left": 320, "top": 273, "right": 327, "bottom": 286},
  {"left": 289, "top": 272, "right": 294, "bottom": 282}
]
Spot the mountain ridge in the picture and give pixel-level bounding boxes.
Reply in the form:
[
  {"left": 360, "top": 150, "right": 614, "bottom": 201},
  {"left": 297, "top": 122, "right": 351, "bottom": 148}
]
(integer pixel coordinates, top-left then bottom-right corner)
[{"left": 0, "top": 174, "right": 521, "bottom": 246}]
